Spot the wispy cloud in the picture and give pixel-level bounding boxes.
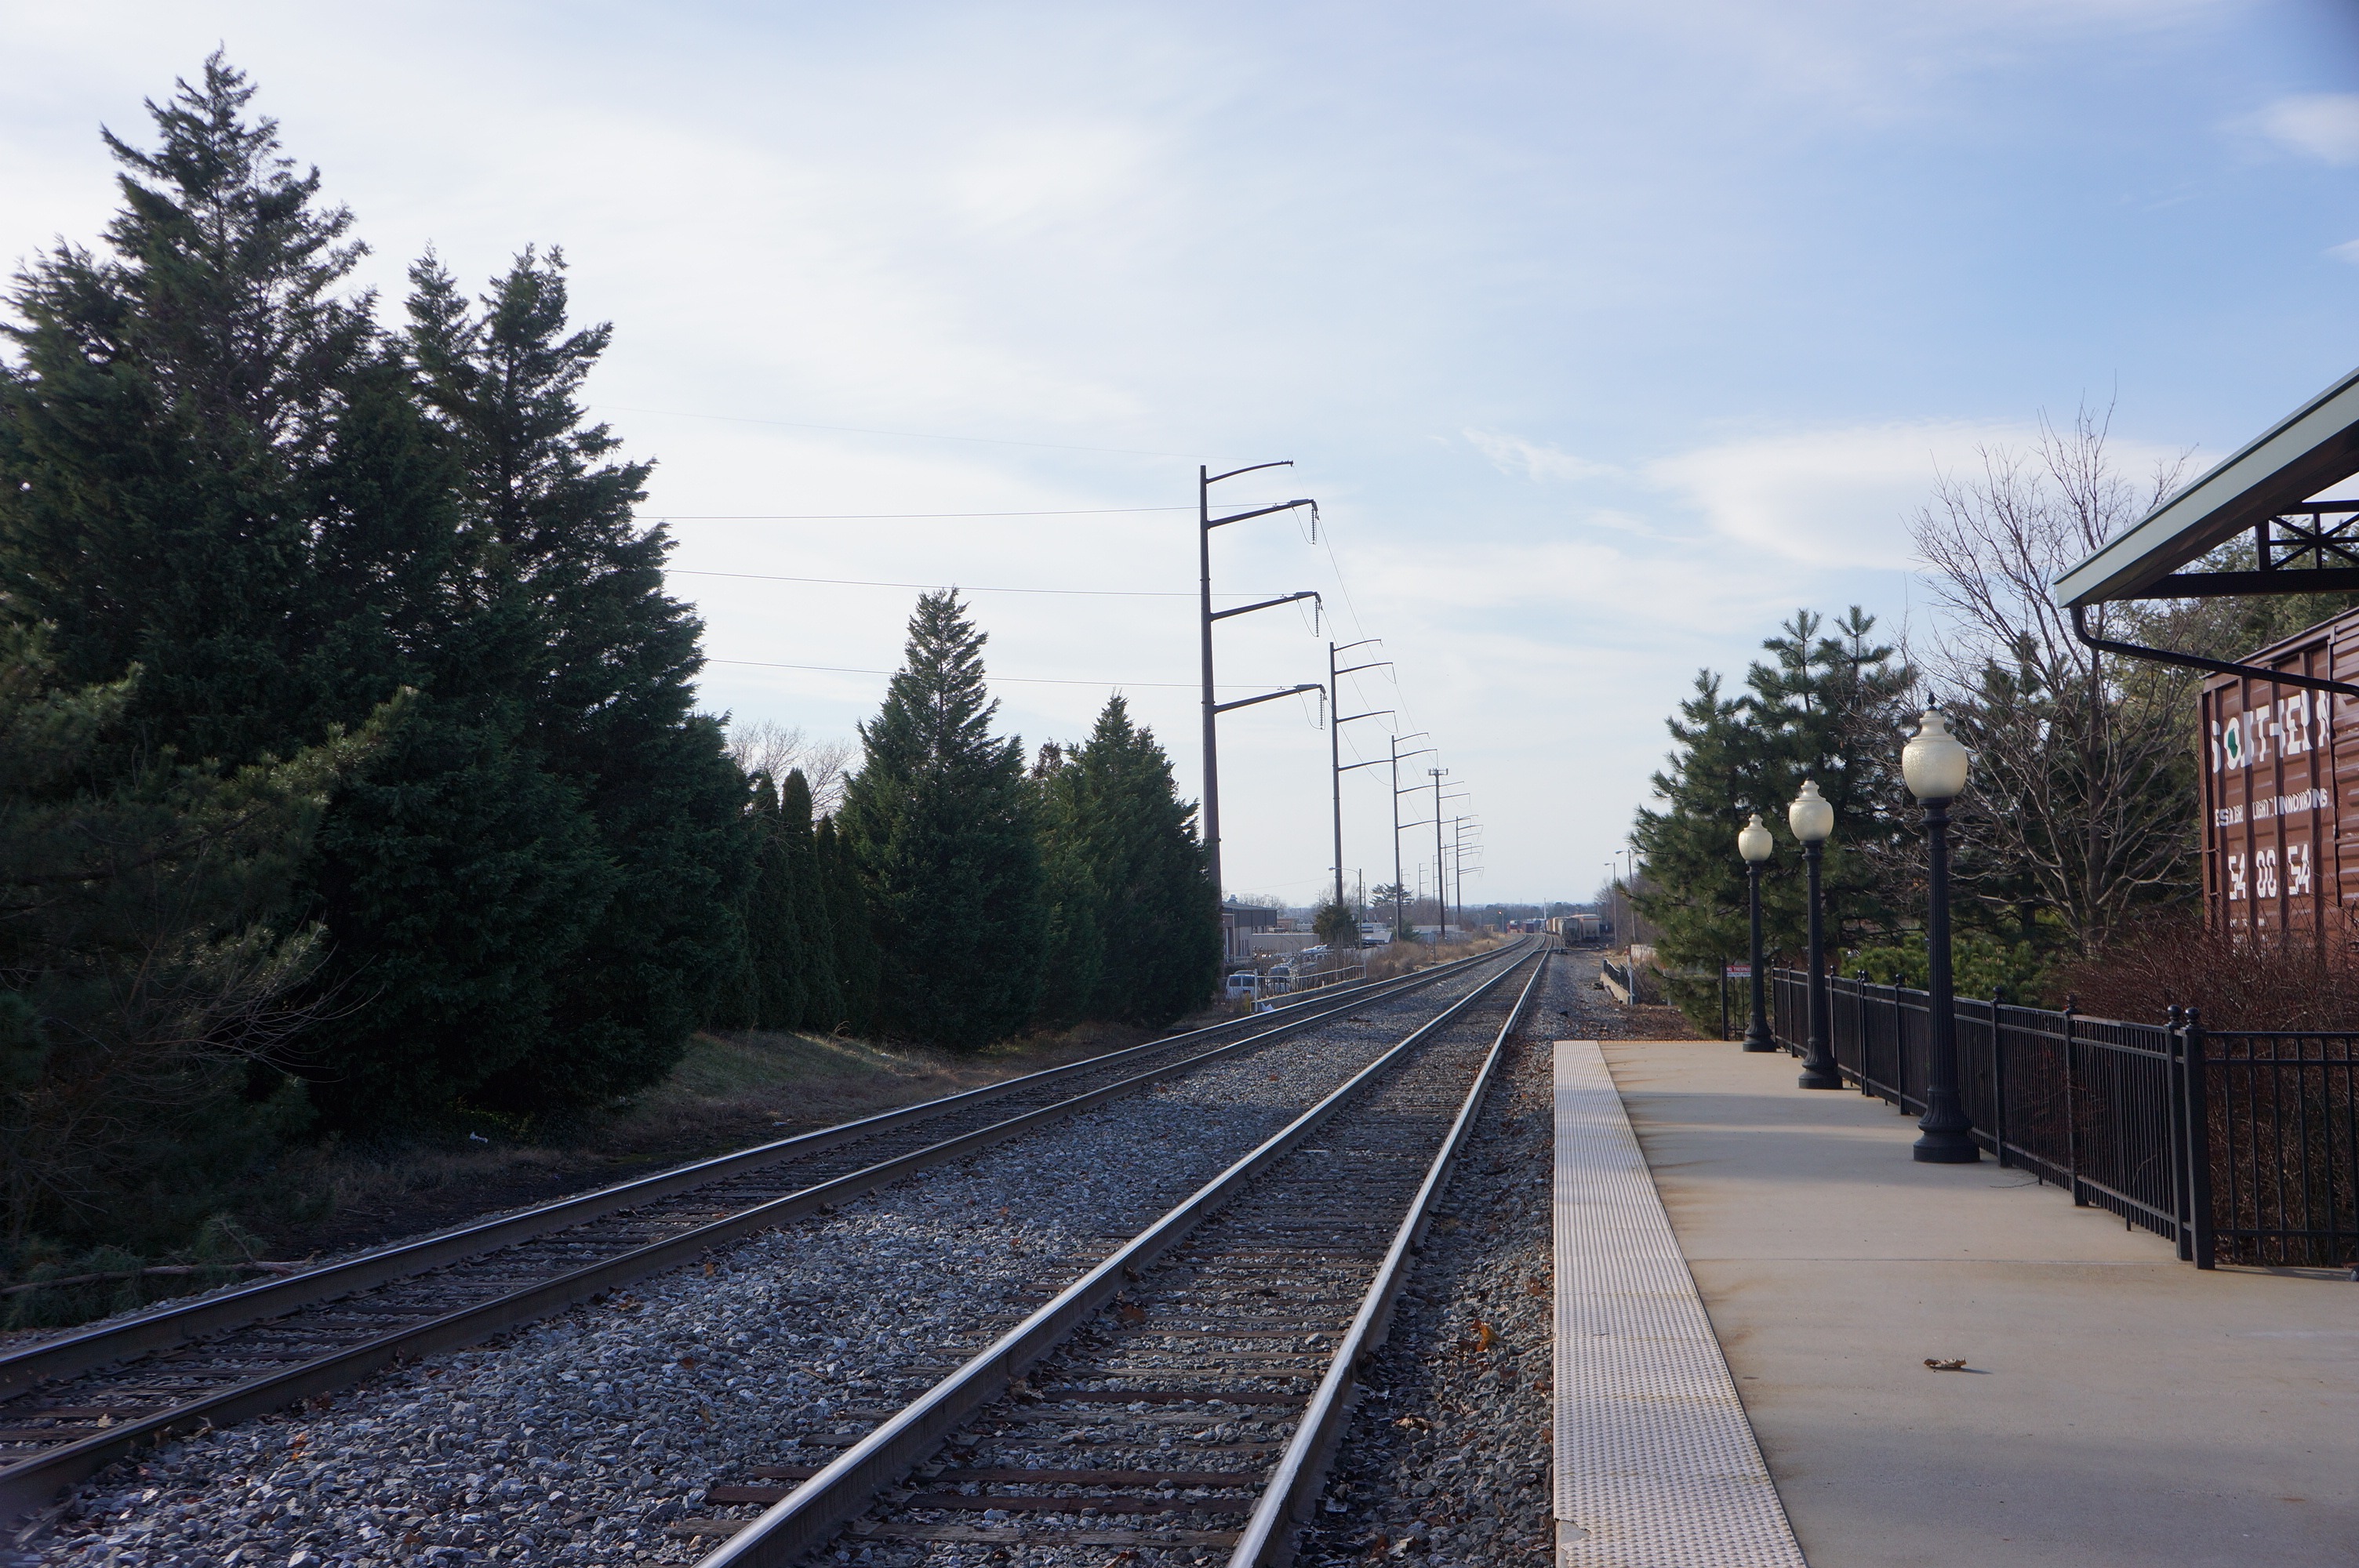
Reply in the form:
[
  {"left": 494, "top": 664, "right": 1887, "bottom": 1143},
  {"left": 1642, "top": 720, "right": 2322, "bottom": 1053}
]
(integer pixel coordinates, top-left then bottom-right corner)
[
  {"left": 2251, "top": 93, "right": 2359, "bottom": 166},
  {"left": 1644, "top": 419, "right": 2195, "bottom": 571},
  {"left": 2332, "top": 239, "right": 2359, "bottom": 267},
  {"left": 1463, "top": 428, "right": 1616, "bottom": 483},
  {"left": 1643, "top": 423, "right": 1999, "bottom": 569}
]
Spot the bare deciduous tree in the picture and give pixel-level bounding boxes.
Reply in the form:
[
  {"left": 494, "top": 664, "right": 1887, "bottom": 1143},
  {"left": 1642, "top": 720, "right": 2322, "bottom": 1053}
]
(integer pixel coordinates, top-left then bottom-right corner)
[
  {"left": 1910, "top": 403, "right": 2194, "bottom": 953},
  {"left": 725, "top": 719, "right": 853, "bottom": 815}
]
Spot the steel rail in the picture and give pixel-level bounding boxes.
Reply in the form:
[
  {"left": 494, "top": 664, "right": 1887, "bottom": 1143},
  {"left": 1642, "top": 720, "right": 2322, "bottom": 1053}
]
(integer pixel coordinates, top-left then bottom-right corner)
[
  {"left": 0, "top": 944, "right": 1489, "bottom": 1404},
  {"left": 1228, "top": 952, "right": 1547, "bottom": 1565},
  {"left": 694, "top": 947, "right": 1546, "bottom": 1568},
  {"left": 0, "top": 942, "right": 1528, "bottom": 1525}
]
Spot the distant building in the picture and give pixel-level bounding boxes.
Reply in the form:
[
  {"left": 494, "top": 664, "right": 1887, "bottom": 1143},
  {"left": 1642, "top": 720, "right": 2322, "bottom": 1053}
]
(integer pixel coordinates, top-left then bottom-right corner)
[{"left": 1221, "top": 901, "right": 1282, "bottom": 963}]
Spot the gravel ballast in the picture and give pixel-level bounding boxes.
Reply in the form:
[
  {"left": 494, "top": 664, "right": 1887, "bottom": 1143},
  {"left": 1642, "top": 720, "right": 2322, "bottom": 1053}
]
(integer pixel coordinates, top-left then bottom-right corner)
[
  {"left": 23, "top": 959, "right": 1518, "bottom": 1568},
  {"left": 1290, "top": 950, "right": 1690, "bottom": 1567}
]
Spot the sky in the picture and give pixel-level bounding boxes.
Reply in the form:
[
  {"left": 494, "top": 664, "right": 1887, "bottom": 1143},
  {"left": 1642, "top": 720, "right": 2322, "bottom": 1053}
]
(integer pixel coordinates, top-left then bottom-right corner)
[{"left": 4, "top": 1, "right": 2357, "bottom": 907}]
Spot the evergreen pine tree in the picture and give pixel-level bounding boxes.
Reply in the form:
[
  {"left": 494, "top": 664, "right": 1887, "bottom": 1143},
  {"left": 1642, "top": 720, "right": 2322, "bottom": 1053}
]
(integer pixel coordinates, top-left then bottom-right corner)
[
  {"left": 840, "top": 592, "right": 1045, "bottom": 1049},
  {"left": 0, "top": 57, "right": 587, "bottom": 1123},
  {"left": 817, "top": 815, "right": 879, "bottom": 1034},
  {"left": 1027, "top": 698, "right": 1218, "bottom": 1029},
  {"left": 777, "top": 770, "right": 844, "bottom": 1032},
  {"left": 397, "top": 249, "right": 750, "bottom": 1109},
  {"left": 732, "top": 774, "right": 805, "bottom": 1031},
  {"left": 1031, "top": 742, "right": 1104, "bottom": 1029},
  {"left": 1631, "top": 608, "right": 1916, "bottom": 1025},
  {"left": 1074, "top": 699, "right": 1219, "bottom": 1026},
  {"left": 0, "top": 625, "right": 380, "bottom": 1265},
  {"left": 2, "top": 60, "right": 748, "bottom": 1121},
  {"left": 0, "top": 54, "right": 393, "bottom": 763}
]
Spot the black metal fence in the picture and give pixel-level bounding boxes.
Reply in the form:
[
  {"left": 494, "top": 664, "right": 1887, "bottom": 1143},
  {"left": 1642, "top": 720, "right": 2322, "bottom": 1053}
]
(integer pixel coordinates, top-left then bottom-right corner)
[{"left": 1770, "top": 970, "right": 2358, "bottom": 1270}]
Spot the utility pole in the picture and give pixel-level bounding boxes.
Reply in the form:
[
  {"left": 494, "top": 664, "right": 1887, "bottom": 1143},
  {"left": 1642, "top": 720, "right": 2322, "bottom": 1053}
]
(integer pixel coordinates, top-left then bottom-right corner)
[
  {"left": 1451, "top": 815, "right": 1480, "bottom": 933},
  {"left": 1198, "top": 461, "right": 1321, "bottom": 900},
  {"left": 1437, "top": 793, "right": 1470, "bottom": 930},
  {"left": 1388, "top": 732, "right": 1432, "bottom": 939},
  {"left": 1328, "top": 639, "right": 1393, "bottom": 914},
  {"left": 1428, "top": 768, "right": 1448, "bottom": 937}
]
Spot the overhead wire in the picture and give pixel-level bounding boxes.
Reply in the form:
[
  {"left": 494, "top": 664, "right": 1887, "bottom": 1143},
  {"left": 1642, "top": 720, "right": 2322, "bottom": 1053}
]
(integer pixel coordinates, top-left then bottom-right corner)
[
  {"left": 671, "top": 568, "right": 1291, "bottom": 600},
  {"left": 655, "top": 506, "right": 1196, "bottom": 521},
  {"left": 671, "top": 464, "right": 1476, "bottom": 886},
  {"left": 707, "top": 657, "right": 1297, "bottom": 691},
  {"left": 595, "top": 404, "right": 1205, "bottom": 460}
]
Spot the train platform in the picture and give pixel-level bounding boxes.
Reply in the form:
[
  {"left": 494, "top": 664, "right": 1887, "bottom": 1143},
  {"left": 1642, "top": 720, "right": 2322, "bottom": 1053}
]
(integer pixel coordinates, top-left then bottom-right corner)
[{"left": 1554, "top": 1036, "right": 2359, "bottom": 1568}]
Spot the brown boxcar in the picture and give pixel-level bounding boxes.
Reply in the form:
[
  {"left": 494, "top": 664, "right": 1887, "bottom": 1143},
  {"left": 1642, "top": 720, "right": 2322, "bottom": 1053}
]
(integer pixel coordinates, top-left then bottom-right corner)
[{"left": 2198, "top": 610, "right": 2359, "bottom": 935}]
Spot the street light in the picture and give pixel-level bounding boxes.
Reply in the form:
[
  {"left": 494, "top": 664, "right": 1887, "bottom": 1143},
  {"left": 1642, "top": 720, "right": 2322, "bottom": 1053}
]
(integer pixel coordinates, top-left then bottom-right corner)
[
  {"left": 1787, "top": 780, "right": 1840, "bottom": 1090},
  {"left": 1737, "top": 811, "right": 1776, "bottom": 1052},
  {"left": 1902, "top": 706, "right": 1979, "bottom": 1163}
]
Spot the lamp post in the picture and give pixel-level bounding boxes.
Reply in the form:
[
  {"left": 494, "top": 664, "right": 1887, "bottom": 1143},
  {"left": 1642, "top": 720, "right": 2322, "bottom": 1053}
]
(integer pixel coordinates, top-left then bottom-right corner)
[
  {"left": 1788, "top": 780, "right": 1840, "bottom": 1089},
  {"left": 1737, "top": 811, "right": 1775, "bottom": 1051},
  {"left": 1903, "top": 707, "right": 1979, "bottom": 1163}
]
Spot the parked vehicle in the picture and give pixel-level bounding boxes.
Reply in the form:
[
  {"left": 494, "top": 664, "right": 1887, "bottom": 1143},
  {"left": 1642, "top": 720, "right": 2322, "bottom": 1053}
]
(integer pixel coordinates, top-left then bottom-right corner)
[{"left": 1223, "top": 969, "right": 1263, "bottom": 1001}]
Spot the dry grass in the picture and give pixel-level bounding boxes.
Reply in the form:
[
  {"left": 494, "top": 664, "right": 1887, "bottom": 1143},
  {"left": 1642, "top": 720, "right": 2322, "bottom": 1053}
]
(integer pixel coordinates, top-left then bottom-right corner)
[{"left": 1362, "top": 934, "right": 1506, "bottom": 980}]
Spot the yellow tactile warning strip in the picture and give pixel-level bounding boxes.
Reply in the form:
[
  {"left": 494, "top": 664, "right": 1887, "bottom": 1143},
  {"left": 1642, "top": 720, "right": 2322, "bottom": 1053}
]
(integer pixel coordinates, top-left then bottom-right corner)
[{"left": 1551, "top": 1040, "right": 1808, "bottom": 1567}]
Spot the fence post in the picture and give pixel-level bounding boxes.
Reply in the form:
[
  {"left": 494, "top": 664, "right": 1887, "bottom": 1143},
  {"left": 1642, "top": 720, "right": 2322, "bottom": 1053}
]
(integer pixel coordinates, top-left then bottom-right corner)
[
  {"left": 2183, "top": 1006, "right": 2216, "bottom": 1269},
  {"left": 1868, "top": 971, "right": 1887, "bottom": 1094},
  {"left": 2062, "top": 996, "right": 2085, "bottom": 1207},
  {"left": 1991, "top": 985, "right": 2008, "bottom": 1170},
  {"left": 2166, "top": 1005, "right": 2190, "bottom": 1261}
]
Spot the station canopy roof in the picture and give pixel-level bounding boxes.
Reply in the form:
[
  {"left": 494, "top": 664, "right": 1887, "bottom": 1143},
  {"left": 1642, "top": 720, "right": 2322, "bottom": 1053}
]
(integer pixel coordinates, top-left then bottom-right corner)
[{"left": 2053, "top": 363, "right": 2359, "bottom": 609}]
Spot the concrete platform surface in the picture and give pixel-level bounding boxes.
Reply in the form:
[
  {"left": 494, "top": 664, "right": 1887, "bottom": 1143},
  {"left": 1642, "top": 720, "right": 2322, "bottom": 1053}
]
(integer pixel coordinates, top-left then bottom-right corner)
[
  {"left": 1551, "top": 1040, "right": 1805, "bottom": 1568},
  {"left": 1600, "top": 1037, "right": 2359, "bottom": 1568}
]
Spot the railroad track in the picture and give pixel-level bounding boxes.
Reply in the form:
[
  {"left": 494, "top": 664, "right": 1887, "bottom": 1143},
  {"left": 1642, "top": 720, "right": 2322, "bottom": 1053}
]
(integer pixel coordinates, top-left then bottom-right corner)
[
  {"left": 682, "top": 948, "right": 1548, "bottom": 1566},
  {"left": 0, "top": 942, "right": 1531, "bottom": 1528}
]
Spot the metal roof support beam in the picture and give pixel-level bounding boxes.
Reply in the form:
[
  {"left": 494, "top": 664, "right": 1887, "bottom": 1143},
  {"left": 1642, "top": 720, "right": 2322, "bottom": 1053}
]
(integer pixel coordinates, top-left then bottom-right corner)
[{"left": 2069, "top": 604, "right": 2359, "bottom": 700}]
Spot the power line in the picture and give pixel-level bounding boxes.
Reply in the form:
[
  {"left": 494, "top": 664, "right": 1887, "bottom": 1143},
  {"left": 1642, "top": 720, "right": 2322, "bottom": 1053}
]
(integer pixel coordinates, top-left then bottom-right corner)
[
  {"left": 707, "top": 658, "right": 1314, "bottom": 692},
  {"left": 596, "top": 405, "right": 1204, "bottom": 460},
  {"left": 671, "top": 569, "right": 1283, "bottom": 600},
  {"left": 654, "top": 506, "right": 1198, "bottom": 521}
]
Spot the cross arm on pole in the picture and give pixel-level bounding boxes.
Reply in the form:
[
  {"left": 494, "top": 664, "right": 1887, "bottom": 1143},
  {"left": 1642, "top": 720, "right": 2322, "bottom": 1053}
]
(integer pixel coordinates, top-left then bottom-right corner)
[
  {"left": 1206, "top": 459, "right": 1294, "bottom": 486},
  {"left": 1211, "top": 589, "right": 1321, "bottom": 622},
  {"left": 1338, "top": 757, "right": 1390, "bottom": 773},
  {"left": 1212, "top": 682, "right": 1323, "bottom": 716},
  {"left": 1207, "top": 499, "right": 1318, "bottom": 530},
  {"left": 1336, "top": 706, "right": 1393, "bottom": 725}
]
